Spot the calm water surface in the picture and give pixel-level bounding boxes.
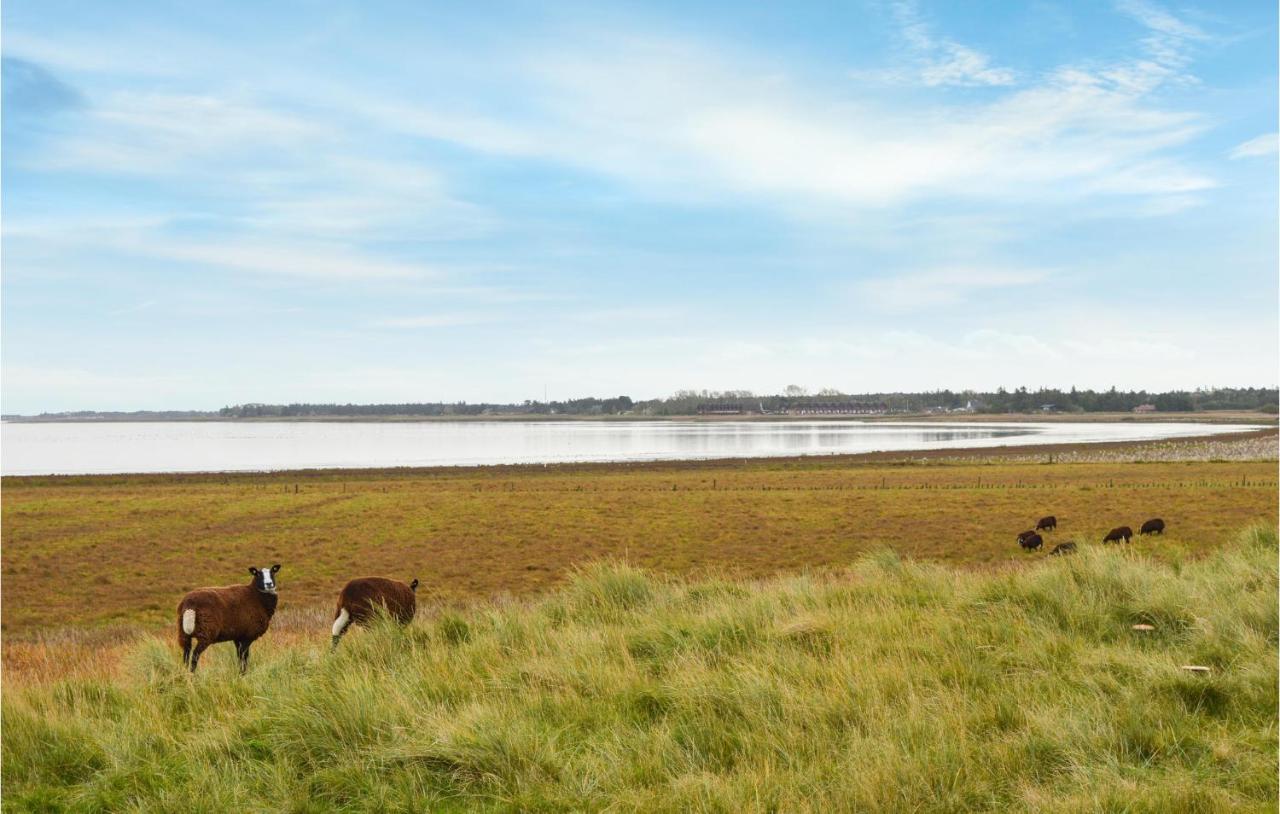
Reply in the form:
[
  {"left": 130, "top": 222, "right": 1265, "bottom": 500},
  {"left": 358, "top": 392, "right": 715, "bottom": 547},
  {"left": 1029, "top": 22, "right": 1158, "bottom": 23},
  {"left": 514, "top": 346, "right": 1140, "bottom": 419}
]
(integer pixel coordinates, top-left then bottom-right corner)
[{"left": 0, "top": 420, "right": 1258, "bottom": 476}]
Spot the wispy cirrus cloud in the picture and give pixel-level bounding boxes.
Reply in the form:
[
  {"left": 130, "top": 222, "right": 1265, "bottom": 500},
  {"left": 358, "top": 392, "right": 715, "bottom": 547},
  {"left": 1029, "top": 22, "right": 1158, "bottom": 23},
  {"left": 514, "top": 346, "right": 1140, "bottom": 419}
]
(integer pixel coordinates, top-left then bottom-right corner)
[
  {"left": 1230, "top": 133, "right": 1278, "bottom": 159},
  {"left": 889, "top": 0, "right": 1017, "bottom": 87},
  {"left": 340, "top": 5, "right": 1215, "bottom": 214},
  {"left": 8, "top": 228, "right": 440, "bottom": 281},
  {"left": 6, "top": 2, "right": 1218, "bottom": 221},
  {"left": 374, "top": 313, "right": 500, "bottom": 329},
  {"left": 854, "top": 267, "right": 1048, "bottom": 312}
]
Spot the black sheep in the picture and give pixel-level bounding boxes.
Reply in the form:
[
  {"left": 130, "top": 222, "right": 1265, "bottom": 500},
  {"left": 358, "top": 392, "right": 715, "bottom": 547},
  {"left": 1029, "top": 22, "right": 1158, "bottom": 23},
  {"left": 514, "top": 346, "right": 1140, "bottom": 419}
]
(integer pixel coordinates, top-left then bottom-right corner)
[{"left": 1103, "top": 526, "right": 1133, "bottom": 544}]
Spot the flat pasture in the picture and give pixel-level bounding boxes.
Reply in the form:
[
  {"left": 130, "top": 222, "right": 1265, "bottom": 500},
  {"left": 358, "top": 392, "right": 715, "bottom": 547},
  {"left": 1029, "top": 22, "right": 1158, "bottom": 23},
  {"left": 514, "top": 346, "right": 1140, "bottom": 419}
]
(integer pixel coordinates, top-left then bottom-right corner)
[{"left": 3, "top": 450, "right": 1276, "bottom": 638}]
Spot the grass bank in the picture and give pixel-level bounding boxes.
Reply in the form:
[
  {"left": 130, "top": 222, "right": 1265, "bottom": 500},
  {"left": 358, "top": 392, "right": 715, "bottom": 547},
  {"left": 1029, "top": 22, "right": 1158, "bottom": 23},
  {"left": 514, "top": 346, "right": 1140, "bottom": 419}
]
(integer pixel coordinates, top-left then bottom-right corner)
[{"left": 4, "top": 526, "right": 1276, "bottom": 812}]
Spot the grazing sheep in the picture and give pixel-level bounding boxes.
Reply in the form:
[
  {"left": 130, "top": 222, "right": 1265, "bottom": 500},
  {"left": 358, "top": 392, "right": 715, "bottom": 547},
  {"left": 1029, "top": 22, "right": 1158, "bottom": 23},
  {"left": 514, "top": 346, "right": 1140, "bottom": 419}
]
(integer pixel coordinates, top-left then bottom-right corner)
[
  {"left": 1103, "top": 526, "right": 1133, "bottom": 544},
  {"left": 1016, "top": 529, "right": 1037, "bottom": 545},
  {"left": 331, "top": 576, "right": 419, "bottom": 649},
  {"left": 1140, "top": 518, "right": 1166, "bottom": 535},
  {"left": 1049, "top": 542, "right": 1077, "bottom": 556},
  {"left": 1019, "top": 532, "right": 1044, "bottom": 551},
  {"left": 177, "top": 564, "right": 280, "bottom": 674},
  {"left": 1036, "top": 515, "right": 1057, "bottom": 532}
]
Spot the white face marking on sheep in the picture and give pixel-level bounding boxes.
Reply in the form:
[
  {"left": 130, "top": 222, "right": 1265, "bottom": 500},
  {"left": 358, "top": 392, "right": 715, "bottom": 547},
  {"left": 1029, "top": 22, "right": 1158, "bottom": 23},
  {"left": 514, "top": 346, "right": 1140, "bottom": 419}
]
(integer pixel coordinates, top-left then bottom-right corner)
[{"left": 259, "top": 566, "right": 276, "bottom": 593}]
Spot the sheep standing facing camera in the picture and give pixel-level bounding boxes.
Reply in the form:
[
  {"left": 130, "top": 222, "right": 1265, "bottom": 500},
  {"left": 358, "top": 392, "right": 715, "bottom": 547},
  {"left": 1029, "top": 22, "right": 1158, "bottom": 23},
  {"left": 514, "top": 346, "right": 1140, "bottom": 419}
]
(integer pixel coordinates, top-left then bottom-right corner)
[
  {"left": 331, "top": 576, "right": 419, "bottom": 649},
  {"left": 177, "top": 564, "right": 280, "bottom": 674}
]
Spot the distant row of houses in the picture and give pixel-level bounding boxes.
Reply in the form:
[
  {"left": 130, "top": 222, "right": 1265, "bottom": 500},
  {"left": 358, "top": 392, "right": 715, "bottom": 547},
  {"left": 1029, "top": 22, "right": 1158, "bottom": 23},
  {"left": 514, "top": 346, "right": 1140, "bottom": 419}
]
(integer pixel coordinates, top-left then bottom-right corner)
[
  {"left": 696, "top": 400, "right": 1161, "bottom": 416},
  {"left": 1038, "top": 403, "right": 1158, "bottom": 413},
  {"left": 696, "top": 401, "right": 927, "bottom": 416}
]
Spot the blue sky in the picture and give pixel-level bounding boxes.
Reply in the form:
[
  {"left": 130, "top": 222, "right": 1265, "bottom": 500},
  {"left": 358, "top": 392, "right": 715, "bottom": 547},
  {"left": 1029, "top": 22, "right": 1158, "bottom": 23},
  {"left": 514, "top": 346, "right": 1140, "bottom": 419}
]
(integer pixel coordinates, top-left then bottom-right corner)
[{"left": 2, "top": 0, "right": 1276, "bottom": 412}]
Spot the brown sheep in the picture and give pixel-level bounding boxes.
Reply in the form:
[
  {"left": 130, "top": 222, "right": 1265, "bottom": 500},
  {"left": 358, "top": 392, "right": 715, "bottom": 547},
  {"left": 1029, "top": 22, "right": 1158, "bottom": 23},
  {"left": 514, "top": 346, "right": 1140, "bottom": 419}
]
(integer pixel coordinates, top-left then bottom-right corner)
[
  {"left": 1019, "top": 532, "right": 1044, "bottom": 551},
  {"left": 178, "top": 564, "right": 280, "bottom": 673},
  {"left": 1016, "top": 529, "right": 1037, "bottom": 545},
  {"left": 1036, "top": 515, "right": 1057, "bottom": 532},
  {"left": 331, "top": 576, "right": 419, "bottom": 649},
  {"left": 1049, "top": 542, "right": 1077, "bottom": 556},
  {"left": 1140, "top": 518, "right": 1165, "bottom": 535},
  {"left": 1103, "top": 526, "right": 1133, "bottom": 544}
]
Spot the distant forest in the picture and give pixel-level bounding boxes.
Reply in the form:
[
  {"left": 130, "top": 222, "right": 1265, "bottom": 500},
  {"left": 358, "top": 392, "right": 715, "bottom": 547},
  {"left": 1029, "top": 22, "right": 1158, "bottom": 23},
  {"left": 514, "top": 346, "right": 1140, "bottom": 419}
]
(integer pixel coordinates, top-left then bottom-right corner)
[{"left": 211, "top": 386, "right": 1276, "bottom": 418}]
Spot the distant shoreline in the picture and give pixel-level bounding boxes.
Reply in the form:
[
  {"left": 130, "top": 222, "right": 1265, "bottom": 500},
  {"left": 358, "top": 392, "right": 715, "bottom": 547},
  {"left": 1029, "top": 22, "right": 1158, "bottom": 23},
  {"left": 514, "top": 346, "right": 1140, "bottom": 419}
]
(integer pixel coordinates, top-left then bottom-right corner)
[{"left": 4, "top": 410, "right": 1276, "bottom": 425}]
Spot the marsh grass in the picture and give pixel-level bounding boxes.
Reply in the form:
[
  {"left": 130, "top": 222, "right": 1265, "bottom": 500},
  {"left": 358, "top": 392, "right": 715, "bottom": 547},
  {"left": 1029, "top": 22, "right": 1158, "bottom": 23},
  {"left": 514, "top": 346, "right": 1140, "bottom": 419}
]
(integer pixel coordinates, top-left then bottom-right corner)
[
  {"left": 3, "top": 458, "right": 1276, "bottom": 636},
  {"left": 4, "top": 526, "right": 1277, "bottom": 812}
]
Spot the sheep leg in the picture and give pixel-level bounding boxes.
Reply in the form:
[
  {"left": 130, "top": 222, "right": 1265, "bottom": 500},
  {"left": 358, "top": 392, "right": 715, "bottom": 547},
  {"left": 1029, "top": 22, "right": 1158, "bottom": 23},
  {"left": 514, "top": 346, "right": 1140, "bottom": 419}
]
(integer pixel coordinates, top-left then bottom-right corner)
[
  {"left": 189, "top": 640, "right": 210, "bottom": 673},
  {"left": 180, "top": 636, "right": 192, "bottom": 669},
  {"left": 235, "top": 641, "right": 251, "bottom": 675}
]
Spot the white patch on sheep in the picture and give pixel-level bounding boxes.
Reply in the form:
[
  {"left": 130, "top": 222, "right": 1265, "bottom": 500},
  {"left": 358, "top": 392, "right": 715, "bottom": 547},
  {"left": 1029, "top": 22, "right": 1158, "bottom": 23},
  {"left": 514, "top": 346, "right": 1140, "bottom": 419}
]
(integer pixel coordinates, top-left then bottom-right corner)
[
  {"left": 332, "top": 607, "right": 350, "bottom": 637},
  {"left": 260, "top": 566, "right": 276, "bottom": 592},
  {"left": 182, "top": 609, "right": 196, "bottom": 635}
]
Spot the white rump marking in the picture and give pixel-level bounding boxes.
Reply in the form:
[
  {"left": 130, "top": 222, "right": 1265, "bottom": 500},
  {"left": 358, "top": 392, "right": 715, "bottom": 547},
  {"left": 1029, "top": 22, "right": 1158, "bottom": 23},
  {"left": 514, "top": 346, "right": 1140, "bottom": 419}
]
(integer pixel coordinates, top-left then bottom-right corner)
[
  {"left": 332, "top": 607, "right": 350, "bottom": 637},
  {"left": 182, "top": 609, "right": 196, "bottom": 635}
]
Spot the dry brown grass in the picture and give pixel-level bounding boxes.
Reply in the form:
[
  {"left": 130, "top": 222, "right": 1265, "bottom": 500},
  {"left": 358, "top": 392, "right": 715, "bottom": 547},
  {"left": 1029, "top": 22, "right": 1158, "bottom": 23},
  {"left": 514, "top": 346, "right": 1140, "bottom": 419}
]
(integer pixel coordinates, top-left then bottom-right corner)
[{"left": 4, "top": 443, "right": 1276, "bottom": 653}]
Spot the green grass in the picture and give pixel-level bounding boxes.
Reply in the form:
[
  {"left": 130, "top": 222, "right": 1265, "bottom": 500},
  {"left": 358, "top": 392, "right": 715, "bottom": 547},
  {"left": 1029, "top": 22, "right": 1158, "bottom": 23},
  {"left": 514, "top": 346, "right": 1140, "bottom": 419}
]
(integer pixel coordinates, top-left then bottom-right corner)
[{"left": 4, "top": 526, "right": 1277, "bottom": 812}]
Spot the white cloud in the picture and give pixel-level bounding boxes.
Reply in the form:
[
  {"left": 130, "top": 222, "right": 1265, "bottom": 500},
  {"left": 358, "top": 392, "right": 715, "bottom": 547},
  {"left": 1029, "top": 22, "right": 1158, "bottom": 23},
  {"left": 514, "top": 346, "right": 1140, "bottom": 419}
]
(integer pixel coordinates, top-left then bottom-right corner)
[
  {"left": 854, "top": 267, "right": 1047, "bottom": 312},
  {"left": 1230, "top": 133, "right": 1278, "bottom": 159},
  {"left": 344, "top": 13, "right": 1212, "bottom": 213},
  {"left": 1116, "top": 0, "right": 1207, "bottom": 42},
  {"left": 374, "top": 313, "right": 498, "bottom": 328},
  {"left": 31, "top": 91, "right": 326, "bottom": 174},
  {"left": 919, "top": 43, "right": 1017, "bottom": 88},
  {"left": 18, "top": 88, "right": 493, "bottom": 243},
  {"left": 126, "top": 237, "right": 439, "bottom": 281},
  {"left": 10, "top": 3, "right": 1217, "bottom": 219},
  {"left": 891, "top": 1, "right": 1017, "bottom": 87}
]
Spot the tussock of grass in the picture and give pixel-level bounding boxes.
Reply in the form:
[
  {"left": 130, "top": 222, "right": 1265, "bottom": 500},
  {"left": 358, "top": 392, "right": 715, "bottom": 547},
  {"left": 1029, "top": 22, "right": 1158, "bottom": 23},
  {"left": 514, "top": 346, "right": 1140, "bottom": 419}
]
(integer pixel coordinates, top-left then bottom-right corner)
[{"left": 4, "top": 527, "right": 1277, "bottom": 812}]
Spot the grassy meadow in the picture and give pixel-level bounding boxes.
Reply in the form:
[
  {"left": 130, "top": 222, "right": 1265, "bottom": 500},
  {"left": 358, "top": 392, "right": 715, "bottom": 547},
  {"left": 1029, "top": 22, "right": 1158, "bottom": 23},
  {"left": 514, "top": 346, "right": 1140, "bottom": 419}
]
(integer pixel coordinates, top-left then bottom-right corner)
[
  {"left": 4, "top": 526, "right": 1277, "bottom": 812},
  {"left": 2, "top": 454, "right": 1276, "bottom": 637}
]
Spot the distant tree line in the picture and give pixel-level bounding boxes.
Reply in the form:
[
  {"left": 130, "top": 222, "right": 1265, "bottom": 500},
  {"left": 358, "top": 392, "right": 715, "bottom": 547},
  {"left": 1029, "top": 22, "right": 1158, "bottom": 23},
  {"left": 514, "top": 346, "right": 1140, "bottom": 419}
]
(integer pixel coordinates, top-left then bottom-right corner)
[
  {"left": 10, "top": 386, "right": 1273, "bottom": 422},
  {"left": 212, "top": 386, "right": 1277, "bottom": 418},
  {"left": 7, "top": 410, "right": 219, "bottom": 422},
  {"left": 218, "top": 396, "right": 636, "bottom": 418}
]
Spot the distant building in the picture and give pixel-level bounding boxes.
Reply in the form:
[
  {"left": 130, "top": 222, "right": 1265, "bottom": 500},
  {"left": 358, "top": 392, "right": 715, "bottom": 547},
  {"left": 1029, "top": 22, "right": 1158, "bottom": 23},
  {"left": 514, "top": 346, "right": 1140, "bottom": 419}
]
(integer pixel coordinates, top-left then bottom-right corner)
[
  {"left": 1133, "top": 403, "right": 1157, "bottom": 413},
  {"left": 787, "top": 401, "right": 888, "bottom": 416},
  {"left": 1040, "top": 404, "right": 1057, "bottom": 413},
  {"left": 697, "top": 402, "right": 745, "bottom": 415}
]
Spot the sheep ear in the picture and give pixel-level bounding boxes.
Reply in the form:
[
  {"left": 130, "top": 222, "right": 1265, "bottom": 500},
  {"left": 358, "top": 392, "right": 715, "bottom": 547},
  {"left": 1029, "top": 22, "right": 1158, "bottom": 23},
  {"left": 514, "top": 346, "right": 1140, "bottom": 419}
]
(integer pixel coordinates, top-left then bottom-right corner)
[
  {"left": 271, "top": 564, "right": 281, "bottom": 574},
  {"left": 249, "top": 567, "right": 259, "bottom": 576}
]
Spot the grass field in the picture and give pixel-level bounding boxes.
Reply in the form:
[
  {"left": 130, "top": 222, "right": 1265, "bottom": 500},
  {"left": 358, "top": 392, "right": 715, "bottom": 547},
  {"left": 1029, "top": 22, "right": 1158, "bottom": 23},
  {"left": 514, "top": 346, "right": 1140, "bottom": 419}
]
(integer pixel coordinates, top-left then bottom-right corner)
[
  {"left": 3, "top": 527, "right": 1276, "bottom": 811},
  {"left": 3, "top": 452, "right": 1276, "bottom": 639}
]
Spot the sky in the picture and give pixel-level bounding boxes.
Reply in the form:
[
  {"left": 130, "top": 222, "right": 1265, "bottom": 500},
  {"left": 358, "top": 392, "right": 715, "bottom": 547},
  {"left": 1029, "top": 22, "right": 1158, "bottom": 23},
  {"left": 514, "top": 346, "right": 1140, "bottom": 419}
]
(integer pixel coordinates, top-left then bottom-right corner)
[{"left": 2, "top": 0, "right": 1276, "bottom": 412}]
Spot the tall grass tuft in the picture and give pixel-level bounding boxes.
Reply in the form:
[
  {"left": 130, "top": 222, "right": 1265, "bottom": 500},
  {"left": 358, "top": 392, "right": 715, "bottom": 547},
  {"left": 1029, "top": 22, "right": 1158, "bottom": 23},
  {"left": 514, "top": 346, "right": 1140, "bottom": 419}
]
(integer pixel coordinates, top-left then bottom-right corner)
[{"left": 4, "top": 526, "right": 1276, "bottom": 812}]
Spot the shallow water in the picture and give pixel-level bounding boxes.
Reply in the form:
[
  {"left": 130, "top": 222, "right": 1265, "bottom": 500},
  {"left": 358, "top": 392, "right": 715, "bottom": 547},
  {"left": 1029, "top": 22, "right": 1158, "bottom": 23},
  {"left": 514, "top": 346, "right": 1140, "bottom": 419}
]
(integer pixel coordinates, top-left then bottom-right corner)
[{"left": 0, "top": 419, "right": 1259, "bottom": 476}]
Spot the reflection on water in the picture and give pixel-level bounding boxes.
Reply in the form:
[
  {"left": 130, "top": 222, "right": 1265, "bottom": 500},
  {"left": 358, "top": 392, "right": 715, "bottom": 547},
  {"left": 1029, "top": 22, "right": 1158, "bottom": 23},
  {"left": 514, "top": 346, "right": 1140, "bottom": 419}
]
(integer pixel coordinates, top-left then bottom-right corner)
[{"left": 0, "top": 420, "right": 1258, "bottom": 476}]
